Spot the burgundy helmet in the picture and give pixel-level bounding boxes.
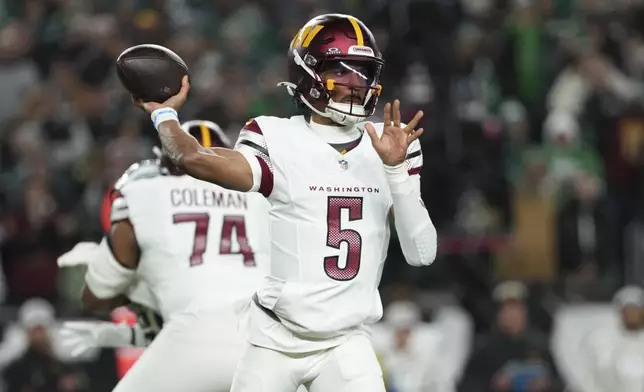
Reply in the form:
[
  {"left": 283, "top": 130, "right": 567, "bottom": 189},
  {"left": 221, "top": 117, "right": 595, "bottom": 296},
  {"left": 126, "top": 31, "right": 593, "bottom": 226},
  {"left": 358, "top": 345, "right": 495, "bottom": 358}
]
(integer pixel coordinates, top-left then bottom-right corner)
[{"left": 281, "top": 14, "right": 384, "bottom": 125}]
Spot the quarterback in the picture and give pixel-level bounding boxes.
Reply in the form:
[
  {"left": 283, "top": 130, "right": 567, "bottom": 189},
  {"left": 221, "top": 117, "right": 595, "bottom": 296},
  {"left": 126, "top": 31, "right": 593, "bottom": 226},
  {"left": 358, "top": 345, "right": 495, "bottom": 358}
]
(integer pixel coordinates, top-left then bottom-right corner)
[
  {"left": 65, "top": 121, "right": 270, "bottom": 392},
  {"left": 136, "top": 14, "right": 437, "bottom": 392}
]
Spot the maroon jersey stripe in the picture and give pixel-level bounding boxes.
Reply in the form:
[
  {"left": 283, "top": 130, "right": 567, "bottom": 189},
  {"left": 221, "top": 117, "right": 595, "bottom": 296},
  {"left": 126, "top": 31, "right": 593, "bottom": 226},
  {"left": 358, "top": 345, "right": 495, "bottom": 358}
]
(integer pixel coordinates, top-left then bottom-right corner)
[
  {"left": 256, "top": 156, "right": 274, "bottom": 197},
  {"left": 243, "top": 119, "right": 263, "bottom": 135}
]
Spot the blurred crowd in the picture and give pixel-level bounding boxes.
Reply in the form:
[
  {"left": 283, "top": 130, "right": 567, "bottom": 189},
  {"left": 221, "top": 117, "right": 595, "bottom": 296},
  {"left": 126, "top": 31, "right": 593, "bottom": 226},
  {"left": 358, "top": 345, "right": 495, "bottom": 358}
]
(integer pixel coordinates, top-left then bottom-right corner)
[{"left": 0, "top": 0, "right": 644, "bottom": 391}]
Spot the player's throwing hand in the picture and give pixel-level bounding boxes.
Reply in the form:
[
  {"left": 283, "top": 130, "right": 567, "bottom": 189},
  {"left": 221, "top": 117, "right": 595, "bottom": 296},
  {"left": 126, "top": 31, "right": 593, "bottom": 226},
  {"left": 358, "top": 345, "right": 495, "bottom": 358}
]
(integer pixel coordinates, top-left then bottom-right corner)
[
  {"left": 133, "top": 75, "right": 191, "bottom": 114},
  {"left": 365, "top": 100, "right": 424, "bottom": 166}
]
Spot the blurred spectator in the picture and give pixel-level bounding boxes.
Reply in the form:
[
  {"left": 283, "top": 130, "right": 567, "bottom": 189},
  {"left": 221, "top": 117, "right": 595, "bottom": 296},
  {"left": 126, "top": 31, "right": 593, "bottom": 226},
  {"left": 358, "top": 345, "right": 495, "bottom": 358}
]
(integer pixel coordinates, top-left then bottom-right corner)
[
  {"left": 576, "top": 286, "right": 644, "bottom": 392},
  {"left": 547, "top": 52, "right": 642, "bottom": 121},
  {"left": 502, "top": 99, "right": 531, "bottom": 183},
  {"left": 374, "top": 301, "right": 443, "bottom": 392},
  {"left": 557, "top": 172, "right": 619, "bottom": 301},
  {"left": 454, "top": 184, "right": 503, "bottom": 235},
  {"left": 495, "top": 0, "right": 559, "bottom": 136},
  {"left": 0, "top": 22, "right": 39, "bottom": 127},
  {"left": 447, "top": 22, "right": 512, "bottom": 235},
  {"left": 454, "top": 23, "right": 500, "bottom": 126},
  {"left": 0, "top": 172, "right": 69, "bottom": 304},
  {"left": 5, "top": 299, "right": 85, "bottom": 392},
  {"left": 103, "top": 116, "right": 153, "bottom": 179},
  {"left": 514, "top": 110, "right": 604, "bottom": 201},
  {"left": 373, "top": 300, "right": 473, "bottom": 392},
  {"left": 459, "top": 281, "right": 562, "bottom": 392},
  {"left": 12, "top": 89, "right": 94, "bottom": 172}
]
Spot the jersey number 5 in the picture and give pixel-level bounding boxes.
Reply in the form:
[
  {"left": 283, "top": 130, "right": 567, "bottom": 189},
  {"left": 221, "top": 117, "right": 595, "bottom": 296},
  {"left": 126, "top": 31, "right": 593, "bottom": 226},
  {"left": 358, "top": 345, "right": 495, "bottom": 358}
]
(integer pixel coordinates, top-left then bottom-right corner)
[
  {"left": 172, "top": 213, "right": 255, "bottom": 267},
  {"left": 324, "top": 196, "right": 363, "bottom": 281}
]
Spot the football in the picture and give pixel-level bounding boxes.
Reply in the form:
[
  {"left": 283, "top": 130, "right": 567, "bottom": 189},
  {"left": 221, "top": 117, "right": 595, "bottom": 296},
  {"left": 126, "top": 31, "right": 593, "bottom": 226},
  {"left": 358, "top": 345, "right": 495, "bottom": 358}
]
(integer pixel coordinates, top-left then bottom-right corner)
[{"left": 116, "top": 44, "right": 188, "bottom": 103}]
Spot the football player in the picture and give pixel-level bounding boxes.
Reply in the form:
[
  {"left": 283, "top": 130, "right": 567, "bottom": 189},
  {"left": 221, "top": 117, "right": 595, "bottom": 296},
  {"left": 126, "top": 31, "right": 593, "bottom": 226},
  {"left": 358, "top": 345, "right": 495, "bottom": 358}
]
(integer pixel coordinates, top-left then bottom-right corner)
[
  {"left": 134, "top": 13, "right": 437, "bottom": 392},
  {"left": 64, "top": 120, "right": 270, "bottom": 392}
]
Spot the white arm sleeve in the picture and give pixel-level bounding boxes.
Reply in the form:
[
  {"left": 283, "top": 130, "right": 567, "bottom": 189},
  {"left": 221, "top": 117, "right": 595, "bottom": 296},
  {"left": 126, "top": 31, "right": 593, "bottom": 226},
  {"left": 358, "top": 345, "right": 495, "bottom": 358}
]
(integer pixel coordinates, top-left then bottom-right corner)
[
  {"left": 388, "top": 139, "right": 437, "bottom": 266},
  {"left": 85, "top": 238, "right": 136, "bottom": 299},
  {"left": 95, "top": 322, "right": 135, "bottom": 347},
  {"left": 60, "top": 321, "right": 143, "bottom": 351}
]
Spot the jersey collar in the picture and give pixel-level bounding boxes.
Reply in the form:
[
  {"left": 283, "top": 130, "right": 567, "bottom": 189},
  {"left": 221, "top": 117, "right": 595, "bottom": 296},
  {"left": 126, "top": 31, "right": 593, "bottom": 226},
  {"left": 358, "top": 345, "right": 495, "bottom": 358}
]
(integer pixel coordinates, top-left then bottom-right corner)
[{"left": 307, "top": 117, "right": 362, "bottom": 144}]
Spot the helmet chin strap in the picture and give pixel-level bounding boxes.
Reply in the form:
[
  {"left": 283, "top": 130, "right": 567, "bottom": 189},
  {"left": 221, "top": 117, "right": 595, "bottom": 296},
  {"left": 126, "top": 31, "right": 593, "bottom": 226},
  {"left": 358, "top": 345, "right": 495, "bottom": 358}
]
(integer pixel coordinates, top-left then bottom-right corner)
[{"left": 326, "top": 100, "right": 366, "bottom": 126}]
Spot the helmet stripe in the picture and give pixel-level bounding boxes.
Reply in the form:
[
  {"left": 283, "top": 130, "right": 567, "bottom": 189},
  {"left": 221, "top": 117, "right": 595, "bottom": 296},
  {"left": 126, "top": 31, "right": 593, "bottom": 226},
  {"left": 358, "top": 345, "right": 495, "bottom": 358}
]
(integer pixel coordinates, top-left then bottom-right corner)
[
  {"left": 292, "top": 26, "right": 310, "bottom": 49},
  {"left": 348, "top": 17, "right": 364, "bottom": 46},
  {"left": 302, "top": 25, "right": 324, "bottom": 48},
  {"left": 200, "top": 123, "right": 212, "bottom": 148}
]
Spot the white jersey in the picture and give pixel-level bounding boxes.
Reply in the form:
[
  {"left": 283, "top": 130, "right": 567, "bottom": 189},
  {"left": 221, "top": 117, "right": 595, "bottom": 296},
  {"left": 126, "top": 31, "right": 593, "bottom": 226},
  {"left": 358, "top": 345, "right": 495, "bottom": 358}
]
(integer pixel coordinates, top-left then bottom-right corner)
[
  {"left": 234, "top": 115, "right": 423, "bottom": 352},
  {"left": 110, "top": 161, "right": 270, "bottom": 322}
]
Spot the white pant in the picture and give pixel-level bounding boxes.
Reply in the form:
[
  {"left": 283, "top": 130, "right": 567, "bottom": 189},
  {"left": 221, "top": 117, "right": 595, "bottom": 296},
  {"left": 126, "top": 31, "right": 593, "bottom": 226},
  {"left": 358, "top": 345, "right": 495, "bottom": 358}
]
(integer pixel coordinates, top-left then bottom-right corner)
[
  {"left": 113, "top": 312, "right": 244, "bottom": 392},
  {"left": 231, "top": 333, "right": 386, "bottom": 392}
]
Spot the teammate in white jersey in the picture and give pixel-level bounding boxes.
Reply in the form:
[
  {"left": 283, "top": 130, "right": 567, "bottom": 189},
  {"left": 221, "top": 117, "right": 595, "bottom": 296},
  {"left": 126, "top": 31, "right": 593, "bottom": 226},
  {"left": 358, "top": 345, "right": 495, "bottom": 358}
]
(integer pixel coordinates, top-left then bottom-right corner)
[
  {"left": 73, "top": 120, "right": 270, "bottom": 392},
  {"left": 134, "top": 13, "right": 438, "bottom": 392}
]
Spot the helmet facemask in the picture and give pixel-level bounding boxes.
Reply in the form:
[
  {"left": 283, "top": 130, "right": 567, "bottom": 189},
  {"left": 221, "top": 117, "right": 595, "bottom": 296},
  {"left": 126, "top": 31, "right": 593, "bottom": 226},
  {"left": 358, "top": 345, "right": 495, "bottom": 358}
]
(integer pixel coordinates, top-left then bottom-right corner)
[
  {"left": 285, "top": 49, "right": 383, "bottom": 126},
  {"left": 319, "top": 59, "right": 383, "bottom": 125}
]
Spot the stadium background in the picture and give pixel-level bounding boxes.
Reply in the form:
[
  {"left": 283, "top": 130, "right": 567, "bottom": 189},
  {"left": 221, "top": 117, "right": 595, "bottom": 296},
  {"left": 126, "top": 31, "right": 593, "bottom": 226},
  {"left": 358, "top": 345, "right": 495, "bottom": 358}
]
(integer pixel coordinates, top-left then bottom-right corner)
[{"left": 0, "top": 0, "right": 643, "bottom": 390}]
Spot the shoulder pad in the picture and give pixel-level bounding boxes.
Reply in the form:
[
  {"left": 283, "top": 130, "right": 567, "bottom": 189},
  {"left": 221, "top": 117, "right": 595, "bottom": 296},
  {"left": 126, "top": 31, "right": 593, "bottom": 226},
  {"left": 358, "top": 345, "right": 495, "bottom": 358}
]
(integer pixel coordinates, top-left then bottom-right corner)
[
  {"left": 253, "top": 115, "right": 283, "bottom": 123},
  {"left": 251, "top": 115, "right": 295, "bottom": 131},
  {"left": 113, "top": 160, "right": 162, "bottom": 192}
]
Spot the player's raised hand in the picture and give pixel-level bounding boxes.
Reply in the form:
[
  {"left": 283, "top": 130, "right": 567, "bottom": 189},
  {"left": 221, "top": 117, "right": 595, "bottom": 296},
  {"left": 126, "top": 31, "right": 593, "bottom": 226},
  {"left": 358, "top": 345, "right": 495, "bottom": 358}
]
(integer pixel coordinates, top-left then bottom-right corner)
[
  {"left": 133, "top": 75, "right": 190, "bottom": 114},
  {"left": 365, "top": 100, "right": 424, "bottom": 166}
]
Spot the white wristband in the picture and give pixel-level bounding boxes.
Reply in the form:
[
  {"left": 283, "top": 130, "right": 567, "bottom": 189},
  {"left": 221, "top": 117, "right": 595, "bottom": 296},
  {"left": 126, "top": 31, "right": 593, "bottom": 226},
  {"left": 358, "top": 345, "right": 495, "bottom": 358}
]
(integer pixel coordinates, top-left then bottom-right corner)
[
  {"left": 151, "top": 107, "right": 179, "bottom": 131},
  {"left": 384, "top": 163, "right": 413, "bottom": 194}
]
